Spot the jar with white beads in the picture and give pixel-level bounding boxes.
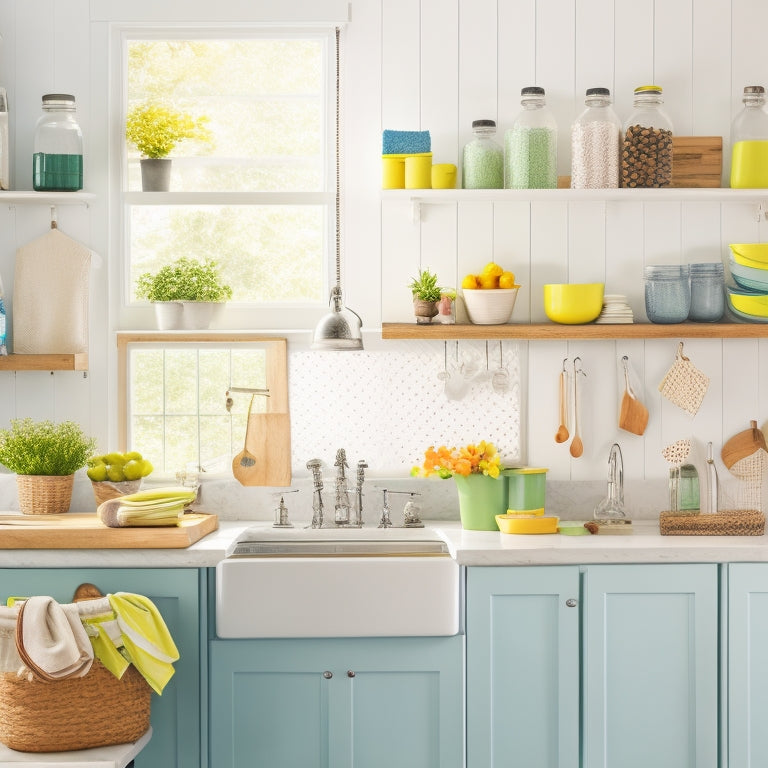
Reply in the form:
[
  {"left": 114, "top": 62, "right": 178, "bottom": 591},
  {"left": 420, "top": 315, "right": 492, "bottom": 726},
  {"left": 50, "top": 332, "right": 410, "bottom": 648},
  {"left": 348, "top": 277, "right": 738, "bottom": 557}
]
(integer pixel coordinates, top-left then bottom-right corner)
[{"left": 570, "top": 87, "right": 622, "bottom": 188}]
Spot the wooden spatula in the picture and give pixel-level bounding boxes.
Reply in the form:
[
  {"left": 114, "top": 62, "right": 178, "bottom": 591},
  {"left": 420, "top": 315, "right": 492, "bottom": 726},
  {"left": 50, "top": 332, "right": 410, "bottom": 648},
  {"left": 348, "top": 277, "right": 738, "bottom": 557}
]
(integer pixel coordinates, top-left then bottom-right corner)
[
  {"left": 618, "top": 356, "right": 649, "bottom": 436},
  {"left": 722, "top": 420, "right": 768, "bottom": 470},
  {"left": 232, "top": 395, "right": 259, "bottom": 484}
]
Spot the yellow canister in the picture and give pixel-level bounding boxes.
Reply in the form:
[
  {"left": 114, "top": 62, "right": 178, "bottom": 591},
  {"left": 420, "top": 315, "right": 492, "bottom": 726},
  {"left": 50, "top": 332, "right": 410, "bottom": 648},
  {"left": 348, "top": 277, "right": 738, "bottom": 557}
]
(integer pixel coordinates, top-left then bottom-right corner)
[
  {"left": 381, "top": 156, "right": 405, "bottom": 189},
  {"left": 405, "top": 153, "right": 433, "bottom": 189},
  {"left": 431, "top": 163, "right": 457, "bottom": 189}
]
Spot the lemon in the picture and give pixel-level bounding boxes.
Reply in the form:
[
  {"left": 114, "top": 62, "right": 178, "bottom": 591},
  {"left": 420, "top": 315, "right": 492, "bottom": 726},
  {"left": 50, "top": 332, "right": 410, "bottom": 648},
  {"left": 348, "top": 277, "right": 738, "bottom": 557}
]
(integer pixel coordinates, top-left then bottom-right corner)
[
  {"left": 461, "top": 274, "right": 479, "bottom": 289},
  {"left": 499, "top": 271, "right": 516, "bottom": 289},
  {"left": 478, "top": 273, "right": 499, "bottom": 289},
  {"left": 481, "top": 261, "right": 503, "bottom": 278}
]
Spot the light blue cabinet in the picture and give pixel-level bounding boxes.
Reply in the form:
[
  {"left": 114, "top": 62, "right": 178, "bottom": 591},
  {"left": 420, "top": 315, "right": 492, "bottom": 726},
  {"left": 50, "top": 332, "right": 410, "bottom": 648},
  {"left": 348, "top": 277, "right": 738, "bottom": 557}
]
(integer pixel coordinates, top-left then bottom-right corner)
[
  {"left": 583, "top": 564, "right": 718, "bottom": 768},
  {"left": 209, "top": 635, "right": 464, "bottom": 768},
  {"left": 466, "top": 566, "right": 580, "bottom": 768},
  {"left": 0, "top": 568, "right": 205, "bottom": 768},
  {"left": 727, "top": 563, "right": 768, "bottom": 768},
  {"left": 467, "top": 564, "right": 719, "bottom": 768}
]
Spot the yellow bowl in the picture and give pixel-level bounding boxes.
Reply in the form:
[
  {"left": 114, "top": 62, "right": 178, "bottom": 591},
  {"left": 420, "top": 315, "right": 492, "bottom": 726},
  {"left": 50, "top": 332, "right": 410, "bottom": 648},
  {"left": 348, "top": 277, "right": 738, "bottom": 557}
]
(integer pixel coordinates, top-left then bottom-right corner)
[
  {"left": 462, "top": 287, "right": 519, "bottom": 325},
  {"left": 496, "top": 514, "right": 559, "bottom": 534},
  {"left": 543, "top": 283, "right": 604, "bottom": 324},
  {"left": 727, "top": 286, "right": 768, "bottom": 318},
  {"left": 730, "top": 243, "right": 768, "bottom": 269}
]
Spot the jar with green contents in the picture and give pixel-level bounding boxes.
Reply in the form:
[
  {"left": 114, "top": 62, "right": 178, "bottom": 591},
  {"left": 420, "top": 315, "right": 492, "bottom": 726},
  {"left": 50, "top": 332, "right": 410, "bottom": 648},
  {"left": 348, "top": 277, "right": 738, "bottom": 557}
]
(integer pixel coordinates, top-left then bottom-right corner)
[
  {"left": 33, "top": 94, "right": 83, "bottom": 191},
  {"left": 462, "top": 119, "right": 503, "bottom": 189},
  {"left": 504, "top": 87, "right": 558, "bottom": 189},
  {"left": 730, "top": 85, "right": 768, "bottom": 188}
]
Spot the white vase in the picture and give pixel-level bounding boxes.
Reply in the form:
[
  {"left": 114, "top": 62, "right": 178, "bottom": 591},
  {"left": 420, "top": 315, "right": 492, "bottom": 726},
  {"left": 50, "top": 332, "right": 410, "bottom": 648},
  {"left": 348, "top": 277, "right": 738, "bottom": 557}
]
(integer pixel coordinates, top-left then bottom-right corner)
[
  {"left": 153, "top": 301, "right": 184, "bottom": 330},
  {"left": 180, "top": 301, "right": 225, "bottom": 330},
  {"left": 140, "top": 158, "right": 171, "bottom": 191}
]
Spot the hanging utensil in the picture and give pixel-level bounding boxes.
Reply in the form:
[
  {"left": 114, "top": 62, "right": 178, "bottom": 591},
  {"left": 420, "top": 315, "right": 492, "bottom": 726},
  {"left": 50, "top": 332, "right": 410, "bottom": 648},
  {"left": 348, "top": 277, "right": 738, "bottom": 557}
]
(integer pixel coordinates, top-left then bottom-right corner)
[
  {"left": 232, "top": 395, "right": 258, "bottom": 481},
  {"left": 555, "top": 358, "right": 570, "bottom": 443},
  {"left": 618, "top": 355, "right": 649, "bottom": 436},
  {"left": 721, "top": 420, "right": 768, "bottom": 470},
  {"left": 491, "top": 341, "right": 510, "bottom": 394},
  {"left": 570, "top": 358, "right": 584, "bottom": 458}
]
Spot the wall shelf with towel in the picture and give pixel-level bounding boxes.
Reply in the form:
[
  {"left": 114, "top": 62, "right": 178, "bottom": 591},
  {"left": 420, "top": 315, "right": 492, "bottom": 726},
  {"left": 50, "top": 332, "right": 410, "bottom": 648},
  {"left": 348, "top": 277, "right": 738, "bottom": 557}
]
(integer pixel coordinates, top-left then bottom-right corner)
[{"left": 0, "top": 353, "right": 88, "bottom": 371}]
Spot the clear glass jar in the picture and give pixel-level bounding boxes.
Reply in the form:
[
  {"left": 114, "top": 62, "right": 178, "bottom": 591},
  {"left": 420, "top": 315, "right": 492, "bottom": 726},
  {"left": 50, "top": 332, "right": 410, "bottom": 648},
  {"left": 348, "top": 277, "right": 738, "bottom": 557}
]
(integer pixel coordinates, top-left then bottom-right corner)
[
  {"left": 571, "top": 87, "right": 622, "bottom": 188},
  {"left": 644, "top": 264, "right": 690, "bottom": 323},
  {"left": 462, "top": 119, "right": 503, "bottom": 189},
  {"left": 730, "top": 85, "right": 768, "bottom": 188},
  {"left": 33, "top": 93, "right": 83, "bottom": 191},
  {"left": 621, "top": 85, "right": 673, "bottom": 188},
  {"left": 504, "top": 86, "right": 557, "bottom": 189},
  {"left": 688, "top": 262, "right": 725, "bottom": 322}
]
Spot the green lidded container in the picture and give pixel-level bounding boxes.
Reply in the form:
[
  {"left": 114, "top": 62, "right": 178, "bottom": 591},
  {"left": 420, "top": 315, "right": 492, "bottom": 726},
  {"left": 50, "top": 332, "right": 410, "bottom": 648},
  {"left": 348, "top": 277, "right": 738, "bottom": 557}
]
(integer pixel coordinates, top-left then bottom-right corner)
[{"left": 504, "top": 467, "right": 548, "bottom": 515}]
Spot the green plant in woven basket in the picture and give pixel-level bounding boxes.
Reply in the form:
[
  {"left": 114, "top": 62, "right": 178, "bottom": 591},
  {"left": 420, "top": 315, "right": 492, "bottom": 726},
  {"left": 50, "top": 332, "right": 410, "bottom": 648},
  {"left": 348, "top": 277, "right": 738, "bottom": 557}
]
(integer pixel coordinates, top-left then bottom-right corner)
[{"left": 0, "top": 418, "right": 96, "bottom": 476}]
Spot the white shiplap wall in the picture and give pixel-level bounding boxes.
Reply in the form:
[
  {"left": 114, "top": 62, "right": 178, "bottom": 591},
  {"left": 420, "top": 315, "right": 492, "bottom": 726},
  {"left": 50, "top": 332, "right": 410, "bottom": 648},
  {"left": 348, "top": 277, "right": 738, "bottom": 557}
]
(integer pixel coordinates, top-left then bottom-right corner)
[{"left": 376, "top": 0, "right": 768, "bottom": 490}]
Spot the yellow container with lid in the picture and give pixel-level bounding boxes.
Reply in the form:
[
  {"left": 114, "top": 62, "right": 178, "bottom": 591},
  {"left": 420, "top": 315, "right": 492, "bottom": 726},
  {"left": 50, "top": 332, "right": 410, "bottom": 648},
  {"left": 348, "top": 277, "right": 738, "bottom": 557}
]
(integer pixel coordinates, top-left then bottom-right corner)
[
  {"left": 504, "top": 467, "right": 548, "bottom": 514},
  {"left": 496, "top": 514, "right": 559, "bottom": 535}
]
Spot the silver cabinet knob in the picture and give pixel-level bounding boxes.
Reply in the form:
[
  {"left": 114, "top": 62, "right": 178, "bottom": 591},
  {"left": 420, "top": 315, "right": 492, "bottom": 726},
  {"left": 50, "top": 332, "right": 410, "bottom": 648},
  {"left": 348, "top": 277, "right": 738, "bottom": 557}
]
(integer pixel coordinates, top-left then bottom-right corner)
[
  {"left": 323, "top": 671, "right": 333, "bottom": 679},
  {"left": 566, "top": 598, "right": 578, "bottom": 608}
]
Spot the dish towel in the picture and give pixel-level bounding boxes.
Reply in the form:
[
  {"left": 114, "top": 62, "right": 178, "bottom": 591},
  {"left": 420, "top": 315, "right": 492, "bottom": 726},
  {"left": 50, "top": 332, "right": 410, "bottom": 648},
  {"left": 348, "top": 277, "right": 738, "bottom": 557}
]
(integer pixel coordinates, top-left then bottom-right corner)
[{"left": 14, "top": 596, "right": 93, "bottom": 681}]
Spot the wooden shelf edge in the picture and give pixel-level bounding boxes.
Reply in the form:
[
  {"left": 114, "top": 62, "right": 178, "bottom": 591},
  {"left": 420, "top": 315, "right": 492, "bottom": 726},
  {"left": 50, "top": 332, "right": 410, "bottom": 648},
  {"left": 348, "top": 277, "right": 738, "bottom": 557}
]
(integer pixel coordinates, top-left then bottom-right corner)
[
  {"left": 0, "top": 353, "right": 88, "bottom": 371},
  {"left": 381, "top": 323, "right": 768, "bottom": 340}
]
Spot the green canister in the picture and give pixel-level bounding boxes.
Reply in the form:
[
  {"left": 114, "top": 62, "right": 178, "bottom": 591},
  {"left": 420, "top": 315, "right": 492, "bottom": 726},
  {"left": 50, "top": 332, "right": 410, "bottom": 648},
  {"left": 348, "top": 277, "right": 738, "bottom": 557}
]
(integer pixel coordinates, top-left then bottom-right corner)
[{"left": 504, "top": 467, "right": 548, "bottom": 515}]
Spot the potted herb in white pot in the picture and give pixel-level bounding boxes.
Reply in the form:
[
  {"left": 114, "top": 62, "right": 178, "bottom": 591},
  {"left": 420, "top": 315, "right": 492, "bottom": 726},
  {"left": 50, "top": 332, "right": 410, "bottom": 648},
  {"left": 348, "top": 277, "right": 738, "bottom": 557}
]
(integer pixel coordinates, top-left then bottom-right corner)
[
  {"left": 125, "top": 104, "right": 211, "bottom": 191},
  {"left": 136, "top": 257, "right": 233, "bottom": 329}
]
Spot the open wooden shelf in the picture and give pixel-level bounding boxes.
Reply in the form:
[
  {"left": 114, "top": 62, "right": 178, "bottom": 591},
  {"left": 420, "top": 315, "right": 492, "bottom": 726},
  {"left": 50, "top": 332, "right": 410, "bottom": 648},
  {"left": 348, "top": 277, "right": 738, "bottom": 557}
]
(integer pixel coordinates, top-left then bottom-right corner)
[
  {"left": 382, "top": 322, "right": 768, "bottom": 340},
  {"left": 0, "top": 353, "right": 88, "bottom": 371}
]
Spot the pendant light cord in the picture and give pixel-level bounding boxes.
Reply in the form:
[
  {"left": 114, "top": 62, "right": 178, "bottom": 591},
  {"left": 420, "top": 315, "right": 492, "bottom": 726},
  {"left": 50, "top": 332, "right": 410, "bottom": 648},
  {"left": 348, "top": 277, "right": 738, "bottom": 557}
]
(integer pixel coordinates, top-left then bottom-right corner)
[{"left": 334, "top": 26, "right": 341, "bottom": 291}]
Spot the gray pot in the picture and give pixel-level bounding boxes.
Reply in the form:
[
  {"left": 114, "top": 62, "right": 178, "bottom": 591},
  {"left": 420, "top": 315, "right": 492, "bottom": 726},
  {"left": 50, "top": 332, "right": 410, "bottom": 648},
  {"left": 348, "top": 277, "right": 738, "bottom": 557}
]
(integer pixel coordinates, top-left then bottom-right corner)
[{"left": 140, "top": 158, "right": 172, "bottom": 192}]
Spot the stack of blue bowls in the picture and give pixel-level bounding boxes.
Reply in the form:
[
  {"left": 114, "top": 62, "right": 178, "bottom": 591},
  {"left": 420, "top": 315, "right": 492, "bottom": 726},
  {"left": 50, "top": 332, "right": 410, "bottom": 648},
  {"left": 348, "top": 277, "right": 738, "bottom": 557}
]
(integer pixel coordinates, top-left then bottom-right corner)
[{"left": 727, "top": 244, "right": 768, "bottom": 322}]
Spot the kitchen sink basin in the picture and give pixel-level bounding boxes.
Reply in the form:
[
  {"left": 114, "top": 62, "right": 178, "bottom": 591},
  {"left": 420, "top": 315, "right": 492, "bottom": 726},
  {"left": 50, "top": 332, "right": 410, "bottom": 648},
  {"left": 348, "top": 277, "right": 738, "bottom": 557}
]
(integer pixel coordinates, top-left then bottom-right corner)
[{"left": 215, "top": 525, "right": 460, "bottom": 638}]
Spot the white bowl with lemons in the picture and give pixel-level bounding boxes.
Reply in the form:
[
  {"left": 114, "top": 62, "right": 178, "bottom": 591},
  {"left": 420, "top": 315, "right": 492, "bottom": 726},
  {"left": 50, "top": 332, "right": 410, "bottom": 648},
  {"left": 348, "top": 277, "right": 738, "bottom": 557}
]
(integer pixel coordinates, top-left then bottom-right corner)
[{"left": 461, "top": 262, "right": 520, "bottom": 325}]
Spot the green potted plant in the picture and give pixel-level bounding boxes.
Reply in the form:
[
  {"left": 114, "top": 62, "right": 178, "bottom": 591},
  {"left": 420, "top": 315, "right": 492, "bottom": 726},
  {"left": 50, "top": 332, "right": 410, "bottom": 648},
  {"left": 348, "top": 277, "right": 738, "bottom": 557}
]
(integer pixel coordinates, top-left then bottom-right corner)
[
  {"left": 409, "top": 268, "right": 443, "bottom": 324},
  {"left": 125, "top": 103, "right": 212, "bottom": 191},
  {"left": 136, "top": 256, "right": 233, "bottom": 329},
  {"left": 0, "top": 418, "right": 97, "bottom": 515}
]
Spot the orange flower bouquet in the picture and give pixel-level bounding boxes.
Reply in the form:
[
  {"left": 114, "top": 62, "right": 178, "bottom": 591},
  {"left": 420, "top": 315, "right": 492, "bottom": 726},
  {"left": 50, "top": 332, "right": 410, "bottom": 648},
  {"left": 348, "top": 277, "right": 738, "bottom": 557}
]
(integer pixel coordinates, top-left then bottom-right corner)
[{"left": 412, "top": 441, "right": 503, "bottom": 479}]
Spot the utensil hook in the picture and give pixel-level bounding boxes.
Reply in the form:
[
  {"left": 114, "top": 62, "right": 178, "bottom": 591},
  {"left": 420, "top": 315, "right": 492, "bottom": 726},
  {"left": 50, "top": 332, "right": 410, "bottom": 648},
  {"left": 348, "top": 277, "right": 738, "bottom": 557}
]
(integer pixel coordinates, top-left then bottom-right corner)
[
  {"left": 574, "top": 356, "right": 586, "bottom": 377},
  {"left": 50, "top": 206, "right": 57, "bottom": 229}
]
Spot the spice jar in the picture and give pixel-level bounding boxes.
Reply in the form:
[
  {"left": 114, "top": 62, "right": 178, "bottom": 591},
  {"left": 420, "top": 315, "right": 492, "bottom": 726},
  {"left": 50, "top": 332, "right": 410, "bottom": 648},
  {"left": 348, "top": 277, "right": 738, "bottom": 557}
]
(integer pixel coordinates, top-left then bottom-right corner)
[
  {"left": 571, "top": 87, "right": 621, "bottom": 188},
  {"left": 504, "top": 87, "right": 557, "bottom": 189},
  {"left": 730, "top": 85, "right": 768, "bottom": 188},
  {"left": 621, "top": 85, "right": 673, "bottom": 188},
  {"left": 462, "top": 119, "right": 503, "bottom": 189},
  {"left": 644, "top": 264, "right": 690, "bottom": 324},
  {"left": 33, "top": 93, "right": 83, "bottom": 191}
]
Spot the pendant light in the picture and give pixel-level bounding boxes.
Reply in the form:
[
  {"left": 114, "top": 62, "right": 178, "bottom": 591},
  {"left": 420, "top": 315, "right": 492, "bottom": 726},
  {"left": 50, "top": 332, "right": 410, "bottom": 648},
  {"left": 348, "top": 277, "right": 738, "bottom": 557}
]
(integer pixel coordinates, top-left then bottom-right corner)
[{"left": 312, "top": 27, "right": 364, "bottom": 351}]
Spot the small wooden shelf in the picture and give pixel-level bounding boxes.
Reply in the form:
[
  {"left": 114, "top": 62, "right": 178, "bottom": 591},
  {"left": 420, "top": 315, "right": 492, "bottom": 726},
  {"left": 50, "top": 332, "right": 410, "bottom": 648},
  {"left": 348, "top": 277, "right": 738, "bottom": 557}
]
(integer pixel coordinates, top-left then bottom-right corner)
[
  {"left": 0, "top": 353, "right": 88, "bottom": 371},
  {"left": 0, "top": 191, "right": 95, "bottom": 205},
  {"left": 382, "top": 322, "right": 768, "bottom": 340}
]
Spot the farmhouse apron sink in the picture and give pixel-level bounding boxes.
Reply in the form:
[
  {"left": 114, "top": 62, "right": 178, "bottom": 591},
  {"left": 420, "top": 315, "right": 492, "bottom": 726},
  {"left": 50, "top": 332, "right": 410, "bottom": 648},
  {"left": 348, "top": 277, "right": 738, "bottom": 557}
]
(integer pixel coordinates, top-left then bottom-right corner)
[{"left": 216, "top": 525, "right": 460, "bottom": 638}]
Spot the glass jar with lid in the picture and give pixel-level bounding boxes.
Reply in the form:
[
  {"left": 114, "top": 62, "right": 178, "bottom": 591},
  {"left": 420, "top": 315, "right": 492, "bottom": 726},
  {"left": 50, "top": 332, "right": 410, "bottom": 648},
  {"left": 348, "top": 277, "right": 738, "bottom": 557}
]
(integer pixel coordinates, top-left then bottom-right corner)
[
  {"left": 462, "top": 119, "right": 503, "bottom": 189},
  {"left": 644, "top": 264, "right": 690, "bottom": 324},
  {"left": 504, "top": 86, "right": 558, "bottom": 189},
  {"left": 571, "top": 87, "right": 622, "bottom": 188},
  {"left": 730, "top": 85, "right": 768, "bottom": 188},
  {"left": 33, "top": 93, "right": 83, "bottom": 191},
  {"left": 621, "top": 85, "right": 674, "bottom": 188}
]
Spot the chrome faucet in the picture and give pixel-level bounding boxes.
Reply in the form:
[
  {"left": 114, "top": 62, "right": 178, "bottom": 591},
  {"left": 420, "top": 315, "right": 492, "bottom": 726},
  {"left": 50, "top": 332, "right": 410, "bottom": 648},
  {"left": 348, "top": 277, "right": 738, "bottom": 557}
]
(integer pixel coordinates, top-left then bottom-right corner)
[
  {"left": 333, "top": 448, "right": 352, "bottom": 525},
  {"left": 594, "top": 442, "right": 625, "bottom": 519},
  {"left": 306, "top": 458, "right": 325, "bottom": 529}
]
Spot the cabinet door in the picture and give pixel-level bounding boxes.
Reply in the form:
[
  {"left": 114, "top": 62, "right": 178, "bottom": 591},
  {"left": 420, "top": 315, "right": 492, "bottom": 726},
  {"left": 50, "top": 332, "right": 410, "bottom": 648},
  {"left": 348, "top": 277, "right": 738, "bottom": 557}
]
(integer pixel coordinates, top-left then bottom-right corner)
[
  {"left": 466, "top": 566, "right": 580, "bottom": 768},
  {"left": 209, "top": 636, "right": 463, "bottom": 768},
  {"left": 727, "top": 563, "right": 768, "bottom": 767},
  {"left": 583, "top": 564, "right": 718, "bottom": 768},
  {"left": 0, "top": 568, "right": 203, "bottom": 768}
]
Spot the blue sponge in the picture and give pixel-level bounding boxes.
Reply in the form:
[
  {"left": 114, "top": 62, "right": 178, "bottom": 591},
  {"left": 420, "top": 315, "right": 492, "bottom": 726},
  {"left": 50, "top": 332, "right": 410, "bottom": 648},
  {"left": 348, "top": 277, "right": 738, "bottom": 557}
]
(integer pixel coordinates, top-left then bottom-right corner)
[{"left": 382, "top": 129, "right": 431, "bottom": 155}]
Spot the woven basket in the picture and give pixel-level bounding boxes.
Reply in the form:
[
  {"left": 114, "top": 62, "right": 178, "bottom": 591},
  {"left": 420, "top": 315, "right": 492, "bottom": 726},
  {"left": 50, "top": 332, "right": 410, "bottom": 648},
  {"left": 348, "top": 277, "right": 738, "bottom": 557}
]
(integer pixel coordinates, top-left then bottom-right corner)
[
  {"left": 659, "top": 509, "right": 765, "bottom": 536},
  {"left": 0, "top": 660, "right": 151, "bottom": 752},
  {"left": 92, "top": 479, "right": 142, "bottom": 506},
  {"left": 16, "top": 474, "right": 74, "bottom": 515}
]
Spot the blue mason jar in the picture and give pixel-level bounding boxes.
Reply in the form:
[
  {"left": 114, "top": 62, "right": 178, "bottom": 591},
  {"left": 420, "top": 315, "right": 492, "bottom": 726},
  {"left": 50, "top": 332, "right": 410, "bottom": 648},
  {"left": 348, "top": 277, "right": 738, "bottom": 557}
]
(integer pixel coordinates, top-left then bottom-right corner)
[{"left": 644, "top": 265, "right": 690, "bottom": 323}]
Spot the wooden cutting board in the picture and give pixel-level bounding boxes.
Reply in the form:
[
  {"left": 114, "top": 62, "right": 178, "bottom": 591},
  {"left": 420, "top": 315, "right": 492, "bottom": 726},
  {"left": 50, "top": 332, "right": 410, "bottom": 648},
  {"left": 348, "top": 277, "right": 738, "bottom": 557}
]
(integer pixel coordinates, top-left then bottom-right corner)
[
  {"left": 236, "top": 412, "right": 292, "bottom": 487},
  {"left": 0, "top": 512, "right": 218, "bottom": 549}
]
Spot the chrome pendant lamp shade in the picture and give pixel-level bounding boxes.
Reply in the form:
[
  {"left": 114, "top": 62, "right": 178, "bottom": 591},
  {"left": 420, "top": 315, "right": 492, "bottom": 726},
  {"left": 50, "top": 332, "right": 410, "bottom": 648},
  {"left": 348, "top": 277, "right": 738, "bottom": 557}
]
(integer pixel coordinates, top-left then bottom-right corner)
[{"left": 312, "top": 27, "right": 363, "bottom": 351}]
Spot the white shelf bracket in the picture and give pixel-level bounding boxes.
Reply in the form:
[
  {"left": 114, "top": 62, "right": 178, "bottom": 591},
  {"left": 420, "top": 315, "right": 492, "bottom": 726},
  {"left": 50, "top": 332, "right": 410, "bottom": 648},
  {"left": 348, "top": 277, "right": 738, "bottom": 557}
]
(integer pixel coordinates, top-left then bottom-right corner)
[{"left": 411, "top": 198, "right": 422, "bottom": 224}]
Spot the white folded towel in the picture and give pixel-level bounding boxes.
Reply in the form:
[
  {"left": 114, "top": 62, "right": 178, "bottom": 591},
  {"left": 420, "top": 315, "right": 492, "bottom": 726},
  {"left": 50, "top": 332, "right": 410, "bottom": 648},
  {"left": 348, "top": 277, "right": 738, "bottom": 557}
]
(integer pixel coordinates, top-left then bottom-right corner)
[{"left": 14, "top": 596, "right": 93, "bottom": 681}]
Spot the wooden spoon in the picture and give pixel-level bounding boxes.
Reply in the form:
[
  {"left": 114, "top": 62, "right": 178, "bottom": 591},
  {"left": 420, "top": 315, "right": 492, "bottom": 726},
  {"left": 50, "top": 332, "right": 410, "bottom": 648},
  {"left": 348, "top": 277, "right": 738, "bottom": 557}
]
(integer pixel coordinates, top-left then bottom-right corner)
[
  {"left": 618, "top": 356, "right": 649, "bottom": 436},
  {"left": 555, "top": 365, "right": 569, "bottom": 443},
  {"left": 570, "top": 363, "right": 584, "bottom": 458},
  {"left": 232, "top": 395, "right": 258, "bottom": 483},
  {"left": 722, "top": 420, "right": 768, "bottom": 470}
]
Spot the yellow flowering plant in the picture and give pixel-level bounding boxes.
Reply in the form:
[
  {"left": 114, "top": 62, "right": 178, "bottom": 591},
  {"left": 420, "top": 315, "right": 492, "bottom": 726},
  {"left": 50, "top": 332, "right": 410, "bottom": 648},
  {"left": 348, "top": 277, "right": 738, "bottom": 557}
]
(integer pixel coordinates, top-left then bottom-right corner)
[
  {"left": 126, "top": 104, "right": 212, "bottom": 159},
  {"left": 412, "top": 441, "right": 502, "bottom": 479}
]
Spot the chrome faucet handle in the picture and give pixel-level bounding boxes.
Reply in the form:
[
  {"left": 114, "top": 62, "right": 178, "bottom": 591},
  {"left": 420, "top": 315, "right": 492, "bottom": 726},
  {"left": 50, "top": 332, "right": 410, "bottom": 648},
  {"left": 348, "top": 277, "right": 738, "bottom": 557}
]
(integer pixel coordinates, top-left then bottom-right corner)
[
  {"left": 378, "top": 489, "right": 393, "bottom": 528},
  {"left": 306, "top": 458, "right": 325, "bottom": 528}
]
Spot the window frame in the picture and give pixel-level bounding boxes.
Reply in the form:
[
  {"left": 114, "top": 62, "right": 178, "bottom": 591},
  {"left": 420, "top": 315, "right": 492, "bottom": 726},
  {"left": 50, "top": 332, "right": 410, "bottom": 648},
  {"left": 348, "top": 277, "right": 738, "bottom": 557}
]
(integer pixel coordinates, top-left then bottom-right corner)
[{"left": 110, "top": 24, "right": 338, "bottom": 333}]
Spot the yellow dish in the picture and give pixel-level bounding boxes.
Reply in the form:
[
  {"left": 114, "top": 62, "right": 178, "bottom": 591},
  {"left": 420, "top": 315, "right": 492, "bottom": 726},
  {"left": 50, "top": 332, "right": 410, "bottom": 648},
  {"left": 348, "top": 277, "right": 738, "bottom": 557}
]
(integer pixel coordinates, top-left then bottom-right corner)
[
  {"left": 543, "top": 283, "right": 604, "bottom": 324},
  {"left": 505, "top": 507, "right": 545, "bottom": 517},
  {"left": 730, "top": 244, "right": 768, "bottom": 270},
  {"left": 727, "top": 287, "right": 768, "bottom": 317},
  {"left": 496, "top": 514, "right": 559, "bottom": 534}
]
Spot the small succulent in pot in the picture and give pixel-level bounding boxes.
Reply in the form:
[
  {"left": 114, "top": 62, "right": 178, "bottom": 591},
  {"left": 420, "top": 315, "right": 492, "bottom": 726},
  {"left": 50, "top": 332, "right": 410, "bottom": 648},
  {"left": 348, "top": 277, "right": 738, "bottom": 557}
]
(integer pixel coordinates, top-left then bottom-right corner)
[{"left": 409, "top": 268, "right": 443, "bottom": 324}]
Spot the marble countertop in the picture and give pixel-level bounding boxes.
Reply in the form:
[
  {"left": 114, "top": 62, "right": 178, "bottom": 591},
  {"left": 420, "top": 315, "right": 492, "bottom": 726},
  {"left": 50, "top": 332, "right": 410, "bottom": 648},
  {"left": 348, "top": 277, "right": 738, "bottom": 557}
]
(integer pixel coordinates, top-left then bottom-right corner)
[{"left": 2, "top": 518, "right": 768, "bottom": 568}]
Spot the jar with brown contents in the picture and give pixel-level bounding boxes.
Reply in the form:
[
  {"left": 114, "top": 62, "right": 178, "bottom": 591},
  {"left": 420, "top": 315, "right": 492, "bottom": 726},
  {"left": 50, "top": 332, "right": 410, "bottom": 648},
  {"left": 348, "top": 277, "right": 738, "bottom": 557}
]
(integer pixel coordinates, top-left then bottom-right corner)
[{"left": 621, "top": 85, "right": 673, "bottom": 188}]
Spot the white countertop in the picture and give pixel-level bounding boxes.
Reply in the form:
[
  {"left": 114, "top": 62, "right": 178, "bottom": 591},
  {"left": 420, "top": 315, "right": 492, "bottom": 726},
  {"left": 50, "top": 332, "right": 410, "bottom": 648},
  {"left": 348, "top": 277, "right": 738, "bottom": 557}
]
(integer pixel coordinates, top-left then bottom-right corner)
[{"left": 2, "top": 518, "right": 768, "bottom": 568}]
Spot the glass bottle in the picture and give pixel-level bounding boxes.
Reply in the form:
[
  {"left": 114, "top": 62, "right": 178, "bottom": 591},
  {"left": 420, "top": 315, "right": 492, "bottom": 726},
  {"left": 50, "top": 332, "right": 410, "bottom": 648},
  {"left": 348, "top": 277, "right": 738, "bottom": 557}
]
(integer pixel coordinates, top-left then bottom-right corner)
[
  {"left": 730, "top": 85, "right": 768, "bottom": 188},
  {"left": 0, "top": 88, "right": 8, "bottom": 190},
  {"left": 571, "top": 87, "right": 622, "bottom": 189},
  {"left": 621, "top": 85, "right": 673, "bottom": 188},
  {"left": 504, "top": 86, "right": 558, "bottom": 189},
  {"left": 462, "top": 119, "right": 503, "bottom": 189},
  {"left": 33, "top": 93, "right": 83, "bottom": 191}
]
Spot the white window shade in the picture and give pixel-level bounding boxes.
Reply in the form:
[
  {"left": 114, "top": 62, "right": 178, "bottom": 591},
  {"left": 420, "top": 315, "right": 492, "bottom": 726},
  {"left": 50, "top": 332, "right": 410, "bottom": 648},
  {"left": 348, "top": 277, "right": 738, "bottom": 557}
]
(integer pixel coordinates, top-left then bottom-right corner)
[{"left": 90, "top": 0, "right": 349, "bottom": 24}]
